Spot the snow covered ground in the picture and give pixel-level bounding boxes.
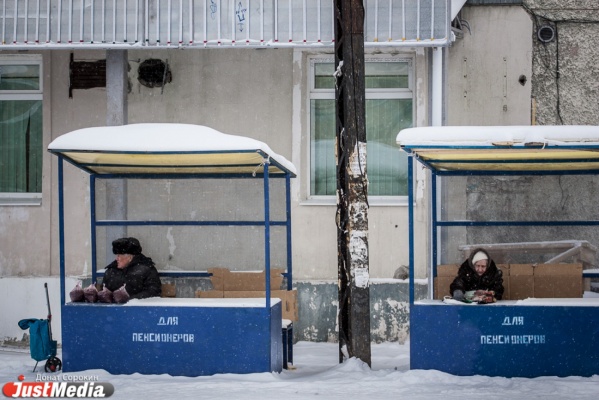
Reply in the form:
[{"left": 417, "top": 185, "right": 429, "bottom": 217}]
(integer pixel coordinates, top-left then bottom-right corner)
[{"left": 2, "top": 341, "right": 598, "bottom": 400}]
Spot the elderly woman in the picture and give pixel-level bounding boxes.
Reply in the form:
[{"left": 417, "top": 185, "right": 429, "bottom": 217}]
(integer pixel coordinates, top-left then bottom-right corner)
[
  {"left": 450, "top": 248, "right": 504, "bottom": 302},
  {"left": 102, "top": 237, "right": 162, "bottom": 300}
]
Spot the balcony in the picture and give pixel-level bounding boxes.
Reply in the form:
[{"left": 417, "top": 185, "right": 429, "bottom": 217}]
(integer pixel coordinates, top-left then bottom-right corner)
[{"left": 0, "top": 0, "right": 453, "bottom": 49}]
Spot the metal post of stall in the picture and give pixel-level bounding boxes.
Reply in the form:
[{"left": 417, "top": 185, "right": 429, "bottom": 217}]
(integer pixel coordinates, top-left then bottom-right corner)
[
  {"left": 430, "top": 171, "right": 437, "bottom": 299},
  {"left": 285, "top": 172, "right": 293, "bottom": 290},
  {"left": 90, "top": 175, "right": 97, "bottom": 284},
  {"left": 263, "top": 159, "right": 271, "bottom": 310},
  {"left": 408, "top": 153, "right": 415, "bottom": 305},
  {"left": 58, "top": 156, "right": 66, "bottom": 306}
]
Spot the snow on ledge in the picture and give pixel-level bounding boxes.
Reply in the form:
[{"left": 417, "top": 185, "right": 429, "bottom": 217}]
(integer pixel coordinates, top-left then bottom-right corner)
[
  {"left": 417, "top": 293, "right": 599, "bottom": 307},
  {"left": 124, "top": 297, "right": 281, "bottom": 308},
  {"left": 514, "top": 296, "right": 599, "bottom": 306}
]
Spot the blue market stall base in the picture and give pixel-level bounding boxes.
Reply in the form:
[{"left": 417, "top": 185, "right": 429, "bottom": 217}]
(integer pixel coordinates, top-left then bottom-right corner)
[
  {"left": 62, "top": 299, "right": 282, "bottom": 376},
  {"left": 410, "top": 302, "right": 599, "bottom": 378}
]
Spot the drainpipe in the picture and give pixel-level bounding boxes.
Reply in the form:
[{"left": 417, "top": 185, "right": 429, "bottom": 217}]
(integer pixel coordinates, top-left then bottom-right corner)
[{"left": 431, "top": 47, "right": 444, "bottom": 127}]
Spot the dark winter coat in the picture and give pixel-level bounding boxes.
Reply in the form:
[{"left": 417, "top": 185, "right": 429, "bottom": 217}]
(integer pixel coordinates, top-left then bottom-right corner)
[
  {"left": 102, "top": 254, "right": 162, "bottom": 299},
  {"left": 449, "top": 248, "right": 504, "bottom": 300}
]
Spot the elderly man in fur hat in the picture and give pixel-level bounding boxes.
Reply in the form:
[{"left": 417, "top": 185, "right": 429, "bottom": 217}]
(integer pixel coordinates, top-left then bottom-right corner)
[
  {"left": 450, "top": 248, "right": 504, "bottom": 302},
  {"left": 102, "top": 237, "right": 162, "bottom": 301}
]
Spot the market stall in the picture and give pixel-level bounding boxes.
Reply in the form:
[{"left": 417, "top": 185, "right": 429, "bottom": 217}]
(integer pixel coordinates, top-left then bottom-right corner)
[
  {"left": 396, "top": 125, "right": 599, "bottom": 378},
  {"left": 48, "top": 123, "right": 296, "bottom": 376}
]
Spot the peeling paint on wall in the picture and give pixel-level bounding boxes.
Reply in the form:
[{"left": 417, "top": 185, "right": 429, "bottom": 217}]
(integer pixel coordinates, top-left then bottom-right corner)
[
  {"left": 166, "top": 227, "right": 176, "bottom": 260},
  {"left": 295, "top": 280, "right": 427, "bottom": 344}
]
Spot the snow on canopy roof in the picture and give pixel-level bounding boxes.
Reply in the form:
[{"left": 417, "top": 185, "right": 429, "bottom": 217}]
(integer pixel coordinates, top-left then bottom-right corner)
[
  {"left": 396, "top": 125, "right": 599, "bottom": 173},
  {"left": 48, "top": 123, "right": 296, "bottom": 176}
]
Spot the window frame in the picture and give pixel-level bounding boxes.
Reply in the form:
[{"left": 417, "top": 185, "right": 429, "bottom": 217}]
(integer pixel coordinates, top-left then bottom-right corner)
[
  {"left": 306, "top": 55, "right": 414, "bottom": 206},
  {"left": 0, "top": 55, "right": 44, "bottom": 206}
]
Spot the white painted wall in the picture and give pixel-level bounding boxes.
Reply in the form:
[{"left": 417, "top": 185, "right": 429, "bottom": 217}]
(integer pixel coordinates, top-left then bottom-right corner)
[{"left": 1, "top": 277, "right": 78, "bottom": 345}]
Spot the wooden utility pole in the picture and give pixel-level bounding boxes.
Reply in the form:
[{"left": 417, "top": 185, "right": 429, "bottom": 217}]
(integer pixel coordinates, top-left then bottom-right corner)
[{"left": 334, "top": 0, "right": 371, "bottom": 366}]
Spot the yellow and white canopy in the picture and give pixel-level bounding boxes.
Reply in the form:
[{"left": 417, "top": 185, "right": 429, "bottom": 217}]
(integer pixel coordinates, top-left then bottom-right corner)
[
  {"left": 396, "top": 125, "right": 599, "bottom": 173},
  {"left": 48, "top": 123, "right": 296, "bottom": 177}
]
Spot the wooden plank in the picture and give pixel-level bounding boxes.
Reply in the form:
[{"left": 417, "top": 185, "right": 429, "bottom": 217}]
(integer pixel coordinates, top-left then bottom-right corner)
[{"left": 458, "top": 240, "right": 597, "bottom": 269}]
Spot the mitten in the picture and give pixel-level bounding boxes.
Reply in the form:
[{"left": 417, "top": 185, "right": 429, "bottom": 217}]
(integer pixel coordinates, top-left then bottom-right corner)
[{"left": 453, "top": 290, "right": 464, "bottom": 301}]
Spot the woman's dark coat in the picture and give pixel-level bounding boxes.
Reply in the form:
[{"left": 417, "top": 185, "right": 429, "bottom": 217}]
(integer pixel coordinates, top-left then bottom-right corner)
[
  {"left": 449, "top": 248, "right": 504, "bottom": 300},
  {"left": 103, "top": 254, "right": 162, "bottom": 299}
]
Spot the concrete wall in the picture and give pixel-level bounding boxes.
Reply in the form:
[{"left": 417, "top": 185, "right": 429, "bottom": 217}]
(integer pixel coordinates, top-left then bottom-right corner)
[
  {"left": 294, "top": 280, "right": 428, "bottom": 344},
  {"left": 439, "top": 2, "right": 599, "bottom": 265},
  {"left": 526, "top": 0, "right": 599, "bottom": 126},
  {"left": 0, "top": 277, "right": 78, "bottom": 345},
  {"left": 441, "top": 5, "right": 533, "bottom": 263}
]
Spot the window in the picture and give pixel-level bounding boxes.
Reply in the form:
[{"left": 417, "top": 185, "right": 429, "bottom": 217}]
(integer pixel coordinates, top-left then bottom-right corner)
[
  {"left": 309, "top": 58, "right": 412, "bottom": 198},
  {"left": 0, "top": 56, "right": 43, "bottom": 204}
]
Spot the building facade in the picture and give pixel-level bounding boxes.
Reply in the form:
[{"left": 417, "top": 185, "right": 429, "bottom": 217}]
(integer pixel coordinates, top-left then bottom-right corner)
[{"left": 1, "top": 0, "right": 597, "bottom": 345}]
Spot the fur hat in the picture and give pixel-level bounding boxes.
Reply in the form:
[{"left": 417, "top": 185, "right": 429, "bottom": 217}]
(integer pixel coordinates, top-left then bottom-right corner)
[
  {"left": 112, "top": 237, "right": 142, "bottom": 255},
  {"left": 472, "top": 251, "right": 489, "bottom": 264}
]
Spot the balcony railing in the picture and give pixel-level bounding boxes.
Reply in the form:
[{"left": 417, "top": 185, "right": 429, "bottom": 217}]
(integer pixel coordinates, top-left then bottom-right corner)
[{"left": 1, "top": 0, "right": 452, "bottom": 49}]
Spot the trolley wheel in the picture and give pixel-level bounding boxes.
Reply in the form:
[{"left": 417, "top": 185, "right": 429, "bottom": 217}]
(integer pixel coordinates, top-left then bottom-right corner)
[{"left": 45, "top": 357, "right": 62, "bottom": 373}]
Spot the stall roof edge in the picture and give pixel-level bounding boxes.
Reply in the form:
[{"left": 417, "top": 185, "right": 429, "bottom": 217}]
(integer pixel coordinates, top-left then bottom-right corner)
[
  {"left": 47, "top": 123, "right": 297, "bottom": 177},
  {"left": 396, "top": 125, "right": 599, "bottom": 173}
]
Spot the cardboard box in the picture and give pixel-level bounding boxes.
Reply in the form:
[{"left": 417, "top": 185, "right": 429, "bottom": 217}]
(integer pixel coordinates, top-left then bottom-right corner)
[
  {"left": 433, "top": 277, "right": 453, "bottom": 300},
  {"left": 223, "top": 290, "right": 298, "bottom": 321},
  {"left": 201, "top": 268, "right": 293, "bottom": 318},
  {"left": 222, "top": 269, "right": 285, "bottom": 291},
  {"left": 207, "top": 267, "right": 226, "bottom": 291},
  {"left": 509, "top": 264, "right": 534, "bottom": 300},
  {"left": 195, "top": 288, "right": 298, "bottom": 320},
  {"left": 533, "top": 263, "right": 583, "bottom": 298},
  {"left": 161, "top": 283, "right": 177, "bottom": 298},
  {"left": 437, "top": 264, "right": 460, "bottom": 277},
  {"left": 207, "top": 267, "right": 284, "bottom": 291},
  {"left": 497, "top": 264, "right": 510, "bottom": 300},
  {"left": 434, "top": 264, "right": 459, "bottom": 299}
]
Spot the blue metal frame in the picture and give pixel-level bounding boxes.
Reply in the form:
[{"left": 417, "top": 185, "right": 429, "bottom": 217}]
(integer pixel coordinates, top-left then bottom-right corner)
[
  {"left": 430, "top": 171, "right": 438, "bottom": 298},
  {"left": 264, "top": 163, "right": 272, "bottom": 309},
  {"left": 57, "top": 150, "right": 295, "bottom": 305},
  {"left": 407, "top": 155, "right": 415, "bottom": 305},
  {"left": 408, "top": 166, "right": 599, "bottom": 303},
  {"left": 83, "top": 168, "right": 292, "bottom": 288},
  {"left": 405, "top": 145, "right": 599, "bottom": 377},
  {"left": 285, "top": 174, "right": 293, "bottom": 290},
  {"left": 55, "top": 150, "right": 294, "bottom": 376},
  {"left": 58, "top": 157, "right": 66, "bottom": 305}
]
